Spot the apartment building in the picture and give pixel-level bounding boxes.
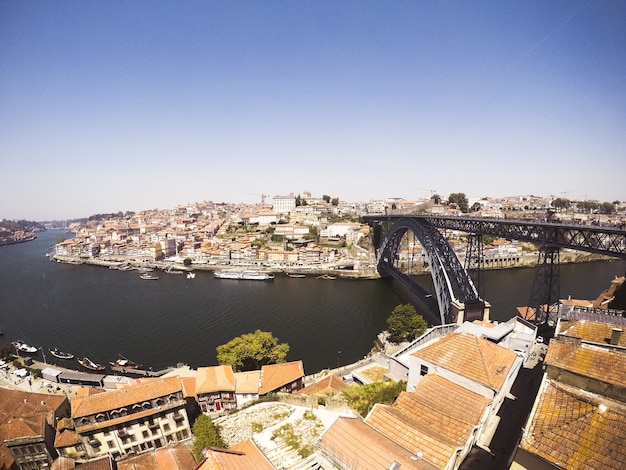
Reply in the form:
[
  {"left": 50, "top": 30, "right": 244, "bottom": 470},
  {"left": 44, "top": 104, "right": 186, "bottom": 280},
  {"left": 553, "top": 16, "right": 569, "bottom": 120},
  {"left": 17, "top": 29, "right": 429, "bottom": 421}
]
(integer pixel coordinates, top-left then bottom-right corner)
[
  {"left": 271, "top": 195, "right": 296, "bottom": 214},
  {"left": 70, "top": 377, "right": 191, "bottom": 461}
]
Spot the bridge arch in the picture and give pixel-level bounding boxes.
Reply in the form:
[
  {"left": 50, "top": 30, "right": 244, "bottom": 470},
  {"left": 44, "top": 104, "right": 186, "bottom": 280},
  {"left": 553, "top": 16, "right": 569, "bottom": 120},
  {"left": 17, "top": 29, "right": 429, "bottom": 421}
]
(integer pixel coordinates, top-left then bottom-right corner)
[{"left": 376, "top": 217, "right": 480, "bottom": 324}]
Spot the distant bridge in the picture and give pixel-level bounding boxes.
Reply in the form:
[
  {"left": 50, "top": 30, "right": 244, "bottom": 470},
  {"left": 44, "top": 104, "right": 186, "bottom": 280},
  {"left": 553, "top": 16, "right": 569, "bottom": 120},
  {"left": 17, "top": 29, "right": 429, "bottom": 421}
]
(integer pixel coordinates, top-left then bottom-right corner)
[{"left": 363, "top": 214, "right": 626, "bottom": 324}]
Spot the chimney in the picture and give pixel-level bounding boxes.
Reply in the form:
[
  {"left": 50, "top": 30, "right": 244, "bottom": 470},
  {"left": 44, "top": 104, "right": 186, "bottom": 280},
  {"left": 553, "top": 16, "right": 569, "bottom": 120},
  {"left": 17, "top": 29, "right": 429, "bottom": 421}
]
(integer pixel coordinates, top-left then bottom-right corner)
[{"left": 610, "top": 328, "right": 623, "bottom": 346}]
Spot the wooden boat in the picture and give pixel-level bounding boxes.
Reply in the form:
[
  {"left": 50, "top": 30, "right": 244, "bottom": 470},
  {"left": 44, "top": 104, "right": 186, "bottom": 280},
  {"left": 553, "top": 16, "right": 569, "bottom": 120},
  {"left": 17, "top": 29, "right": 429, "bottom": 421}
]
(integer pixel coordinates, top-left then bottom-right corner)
[
  {"left": 49, "top": 347, "right": 74, "bottom": 360},
  {"left": 110, "top": 354, "right": 140, "bottom": 369},
  {"left": 78, "top": 357, "right": 105, "bottom": 371},
  {"left": 12, "top": 340, "right": 37, "bottom": 354}
]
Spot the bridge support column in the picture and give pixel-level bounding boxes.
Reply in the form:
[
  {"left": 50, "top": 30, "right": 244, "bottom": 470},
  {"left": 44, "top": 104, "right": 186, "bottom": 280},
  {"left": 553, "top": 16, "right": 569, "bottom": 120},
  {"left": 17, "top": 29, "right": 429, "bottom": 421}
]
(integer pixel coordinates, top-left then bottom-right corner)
[
  {"left": 449, "top": 300, "right": 490, "bottom": 325},
  {"left": 525, "top": 246, "right": 560, "bottom": 325}
]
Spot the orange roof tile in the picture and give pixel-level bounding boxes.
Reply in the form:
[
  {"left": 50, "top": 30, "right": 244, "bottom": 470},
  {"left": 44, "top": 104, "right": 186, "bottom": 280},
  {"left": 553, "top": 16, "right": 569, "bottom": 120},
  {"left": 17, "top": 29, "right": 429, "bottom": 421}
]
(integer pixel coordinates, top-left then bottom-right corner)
[
  {"left": 557, "top": 319, "right": 626, "bottom": 347},
  {"left": 294, "top": 374, "right": 348, "bottom": 396},
  {"left": 412, "top": 332, "right": 517, "bottom": 391},
  {"left": 54, "top": 428, "right": 80, "bottom": 448},
  {"left": 196, "top": 366, "right": 236, "bottom": 394},
  {"left": 259, "top": 361, "right": 304, "bottom": 395},
  {"left": 520, "top": 379, "right": 626, "bottom": 470},
  {"left": 234, "top": 371, "right": 261, "bottom": 394},
  {"left": 544, "top": 339, "right": 626, "bottom": 388},
  {"left": 316, "top": 417, "right": 436, "bottom": 470},
  {"left": 72, "top": 377, "right": 182, "bottom": 418},
  {"left": 117, "top": 442, "right": 196, "bottom": 469},
  {"left": 197, "top": 440, "right": 275, "bottom": 470}
]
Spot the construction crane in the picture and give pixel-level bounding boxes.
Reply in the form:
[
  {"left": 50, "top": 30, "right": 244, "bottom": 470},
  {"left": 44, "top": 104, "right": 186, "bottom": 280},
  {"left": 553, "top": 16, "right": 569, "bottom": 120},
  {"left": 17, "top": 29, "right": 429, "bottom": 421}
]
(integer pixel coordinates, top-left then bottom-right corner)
[{"left": 248, "top": 193, "right": 270, "bottom": 205}]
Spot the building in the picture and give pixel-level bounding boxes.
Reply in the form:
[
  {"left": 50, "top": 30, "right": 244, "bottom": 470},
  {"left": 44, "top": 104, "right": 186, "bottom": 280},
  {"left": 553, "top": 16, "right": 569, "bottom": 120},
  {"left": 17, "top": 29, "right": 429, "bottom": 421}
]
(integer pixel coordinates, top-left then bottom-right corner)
[
  {"left": 512, "top": 308, "right": 626, "bottom": 470},
  {"left": 196, "top": 439, "right": 275, "bottom": 469},
  {"left": 271, "top": 195, "right": 296, "bottom": 214},
  {"left": 259, "top": 361, "right": 305, "bottom": 395},
  {"left": 70, "top": 377, "right": 191, "bottom": 461},
  {"left": 0, "top": 389, "right": 69, "bottom": 470},
  {"left": 196, "top": 365, "right": 237, "bottom": 414}
]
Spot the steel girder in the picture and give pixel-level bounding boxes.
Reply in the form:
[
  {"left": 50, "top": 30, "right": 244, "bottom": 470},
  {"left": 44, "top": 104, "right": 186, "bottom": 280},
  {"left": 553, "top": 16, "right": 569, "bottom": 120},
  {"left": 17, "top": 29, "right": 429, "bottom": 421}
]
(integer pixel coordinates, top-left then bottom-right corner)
[
  {"left": 415, "top": 216, "right": 626, "bottom": 258},
  {"left": 377, "top": 217, "right": 479, "bottom": 324}
]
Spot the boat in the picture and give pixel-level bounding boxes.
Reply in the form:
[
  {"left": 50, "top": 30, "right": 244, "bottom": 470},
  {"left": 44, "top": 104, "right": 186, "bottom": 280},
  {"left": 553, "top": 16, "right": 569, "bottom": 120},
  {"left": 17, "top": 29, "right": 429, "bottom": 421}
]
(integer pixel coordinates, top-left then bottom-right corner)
[
  {"left": 164, "top": 266, "right": 183, "bottom": 274},
  {"left": 78, "top": 357, "right": 105, "bottom": 371},
  {"left": 12, "top": 340, "right": 37, "bottom": 354},
  {"left": 214, "top": 270, "right": 274, "bottom": 281},
  {"left": 110, "top": 354, "right": 140, "bottom": 369},
  {"left": 137, "top": 267, "right": 154, "bottom": 273},
  {"left": 49, "top": 347, "right": 74, "bottom": 360},
  {"left": 186, "top": 272, "right": 196, "bottom": 279},
  {"left": 286, "top": 273, "right": 306, "bottom": 278},
  {"left": 316, "top": 274, "right": 337, "bottom": 280},
  {"left": 140, "top": 273, "right": 159, "bottom": 280}
]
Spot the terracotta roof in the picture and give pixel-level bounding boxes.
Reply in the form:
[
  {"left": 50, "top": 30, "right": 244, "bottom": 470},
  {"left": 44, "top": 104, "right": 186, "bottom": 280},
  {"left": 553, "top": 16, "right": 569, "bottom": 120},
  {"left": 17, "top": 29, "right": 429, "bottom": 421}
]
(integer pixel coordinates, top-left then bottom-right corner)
[
  {"left": 365, "top": 375, "right": 490, "bottom": 468},
  {"left": 412, "top": 332, "right": 517, "bottom": 391},
  {"left": 72, "top": 377, "right": 183, "bottom": 418},
  {"left": 294, "top": 374, "right": 348, "bottom": 396},
  {"left": 117, "top": 442, "right": 196, "bottom": 469},
  {"left": 520, "top": 378, "right": 626, "bottom": 470},
  {"left": 1, "top": 413, "right": 46, "bottom": 441},
  {"left": 54, "top": 428, "right": 81, "bottom": 448},
  {"left": 73, "top": 455, "right": 117, "bottom": 470},
  {"left": 556, "top": 319, "right": 626, "bottom": 347},
  {"left": 197, "top": 440, "right": 275, "bottom": 470},
  {"left": 234, "top": 370, "right": 261, "bottom": 394},
  {"left": 316, "top": 416, "right": 436, "bottom": 470},
  {"left": 544, "top": 339, "right": 626, "bottom": 388},
  {"left": 259, "top": 361, "right": 304, "bottom": 395},
  {"left": 196, "top": 365, "right": 236, "bottom": 394}
]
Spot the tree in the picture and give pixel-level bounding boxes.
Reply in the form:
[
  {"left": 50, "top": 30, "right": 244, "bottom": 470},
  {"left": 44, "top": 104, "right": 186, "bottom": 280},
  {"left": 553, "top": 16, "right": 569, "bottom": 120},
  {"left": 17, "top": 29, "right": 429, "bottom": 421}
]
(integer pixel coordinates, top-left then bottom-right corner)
[
  {"left": 599, "top": 202, "right": 615, "bottom": 214},
  {"left": 552, "top": 198, "right": 570, "bottom": 212},
  {"left": 470, "top": 202, "right": 482, "bottom": 212},
  {"left": 386, "top": 304, "right": 428, "bottom": 343},
  {"left": 322, "top": 194, "right": 331, "bottom": 203},
  {"left": 216, "top": 330, "right": 289, "bottom": 372},
  {"left": 331, "top": 197, "right": 339, "bottom": 206},
  {"left": 447, "top": 193, "right": 469, "bottom": 213},
  {"left": 431, "top": 194, "right": 441, "bottom": 205},
  {"left": 191, "top": 415, "right": 225, "bottom": 461},
  {"left": 183, "top": 258, "right": 192, "bottom": 266}
]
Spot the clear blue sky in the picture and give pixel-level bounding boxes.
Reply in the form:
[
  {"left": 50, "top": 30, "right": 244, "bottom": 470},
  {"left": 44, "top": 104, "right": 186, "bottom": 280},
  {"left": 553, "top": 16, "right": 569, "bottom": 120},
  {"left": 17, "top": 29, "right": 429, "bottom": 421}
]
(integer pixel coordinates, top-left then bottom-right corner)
[{"left": 2, "top": 1, "right": 625, "bottom": 221}]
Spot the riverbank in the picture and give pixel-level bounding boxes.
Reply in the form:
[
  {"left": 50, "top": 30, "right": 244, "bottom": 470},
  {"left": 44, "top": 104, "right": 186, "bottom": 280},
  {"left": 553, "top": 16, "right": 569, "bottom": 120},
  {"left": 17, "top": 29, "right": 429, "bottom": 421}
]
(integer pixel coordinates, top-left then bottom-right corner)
[{"left": 51, "top": 249, "right": 612, "bottom": 279}]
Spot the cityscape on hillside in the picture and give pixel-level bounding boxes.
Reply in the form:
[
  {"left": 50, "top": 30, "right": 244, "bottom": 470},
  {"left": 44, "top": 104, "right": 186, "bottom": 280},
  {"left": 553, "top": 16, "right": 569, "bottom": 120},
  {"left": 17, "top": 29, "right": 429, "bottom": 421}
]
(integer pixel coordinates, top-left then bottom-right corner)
[{"left": 1, "top": 190, "right": 626, "bottom": 469}]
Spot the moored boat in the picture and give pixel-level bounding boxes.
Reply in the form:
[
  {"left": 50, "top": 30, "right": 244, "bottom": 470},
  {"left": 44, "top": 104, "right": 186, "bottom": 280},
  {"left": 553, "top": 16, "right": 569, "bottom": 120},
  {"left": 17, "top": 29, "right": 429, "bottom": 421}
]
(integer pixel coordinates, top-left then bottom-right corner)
[
  {"left": 214, "top": 270, "right": 274, "bottom": 281},
  {"left": 110, "top": 354, "right": 140, "bottom": 369},
  {"left": 140, "top": 273, "right": 159, "bottom": 280},
  {"left": 186, "top": 272, "right": 196, "bottom": 279},
  {"left": 78, "top": 357, "right": 105, "bottom": 371},
  {"left": 12, "top": 340, "right": 37, "bottom": 354},
  {"left": 286, "top": 273, "right": 306, "bottom": 278},
  {"left": 316, "top": 274, "right": 337, "bottom": 280},
  {"left": 49, "top": 347, "right": 74, "bottom": 360}
]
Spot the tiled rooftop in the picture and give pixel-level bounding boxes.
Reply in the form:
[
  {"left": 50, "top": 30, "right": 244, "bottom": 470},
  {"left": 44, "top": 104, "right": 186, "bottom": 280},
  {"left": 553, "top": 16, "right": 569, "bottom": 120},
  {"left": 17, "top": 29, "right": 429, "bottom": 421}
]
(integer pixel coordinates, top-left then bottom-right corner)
[
  {"left": 196, "top": 365, "right": 236, "bottom": 394},
  {"left": 197, "top": 439, "right": 275, "bottom": 470},
  {"left": 520, "top": 378, "right": 626, "bottom": 470},
  {"left": 317, "top": 416, "right": 437, "bottom": 470},
  {"left": 117, "top": 442, "right": 197, "bottom": 469},
  {"left": 365, "top": 375, "right": 490, "bottom": 468},
  {"left": 259, "top": 361, "right": 304, "bottom": 395},
  {"left": 557, "top": 319, "right": 626, "bottom": 347},
  {"left": 544, "top": 339, "right": 626, "bottom": 388},
  {"left": 234, "top": 370, "right": 261, "bottom": 394},
  {"left": 412, "top": 332, "right": 517, "bottom": 391},
  {"left": 294, "top": 373, "right": 348, "bottom": 396},
  {"left": 72, "top": 377, "right": 182, "bottom": 418}
]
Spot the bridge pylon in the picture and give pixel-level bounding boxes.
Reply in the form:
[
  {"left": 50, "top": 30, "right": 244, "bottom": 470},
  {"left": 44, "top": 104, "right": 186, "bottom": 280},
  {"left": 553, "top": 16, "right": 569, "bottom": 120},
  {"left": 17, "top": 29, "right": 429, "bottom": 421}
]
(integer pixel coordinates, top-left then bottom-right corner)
[
  {"left": 524, "top": 245, "right": 560, "bottom": 325},
  {"left": 464, "top": 234, "right": 485, "bottom": 301}
]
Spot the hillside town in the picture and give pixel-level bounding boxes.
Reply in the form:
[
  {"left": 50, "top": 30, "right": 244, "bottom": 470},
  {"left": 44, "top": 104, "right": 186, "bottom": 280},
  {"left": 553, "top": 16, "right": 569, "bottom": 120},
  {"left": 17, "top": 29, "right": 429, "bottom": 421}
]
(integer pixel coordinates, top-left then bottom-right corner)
[
  {"left": 50, "top": 192, "right": 623, "bottom": 277},
  {"left": 2, "top": 193, "right": 625, "bottom": 470}
]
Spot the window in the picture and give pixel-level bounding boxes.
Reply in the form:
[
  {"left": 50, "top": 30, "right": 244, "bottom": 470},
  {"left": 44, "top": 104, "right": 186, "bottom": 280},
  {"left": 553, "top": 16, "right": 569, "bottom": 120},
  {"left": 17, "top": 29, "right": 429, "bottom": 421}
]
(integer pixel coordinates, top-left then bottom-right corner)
[
  {"left": 142, "top": 430, "right": 149, "bottom": 438},
  {"left": 107, "top": 441, "right": 114, "bottom": 449},
  {"left": 420, "top": 364, "right": 428, "bottom": 376},
  {"left": 163, "top": 423, "right": 170, "bottom": 432}
]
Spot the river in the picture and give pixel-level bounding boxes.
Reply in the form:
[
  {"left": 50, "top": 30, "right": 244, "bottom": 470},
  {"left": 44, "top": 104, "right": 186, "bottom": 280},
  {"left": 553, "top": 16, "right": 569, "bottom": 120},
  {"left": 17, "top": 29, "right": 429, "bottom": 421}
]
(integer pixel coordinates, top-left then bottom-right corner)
[{"left": 1, "top": 230, "right": 624, "bottom": 374}]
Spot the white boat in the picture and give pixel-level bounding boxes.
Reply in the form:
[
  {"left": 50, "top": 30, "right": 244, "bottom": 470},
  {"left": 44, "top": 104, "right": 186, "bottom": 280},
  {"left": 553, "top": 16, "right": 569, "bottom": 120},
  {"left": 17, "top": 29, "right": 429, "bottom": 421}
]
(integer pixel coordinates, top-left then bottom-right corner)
[
  {"left": 186, "top": 272, "right": 196, "bottom": 279},
  {"left": 140, "top": 273, "right": 159, "bottom": 280},
  {"left": 137, "top": 267, "right": 154, "bottom": 273},
  {"left": 13, "top": 340, "right": 37, "bottom": 354},
  {"left": 214, "top": 270, "right": 274, "bottom": 281}
]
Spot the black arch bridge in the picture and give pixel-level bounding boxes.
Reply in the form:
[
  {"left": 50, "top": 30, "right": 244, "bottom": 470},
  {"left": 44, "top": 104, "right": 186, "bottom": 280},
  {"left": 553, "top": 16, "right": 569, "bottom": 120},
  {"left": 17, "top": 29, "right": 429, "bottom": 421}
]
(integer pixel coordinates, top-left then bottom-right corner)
[{"left": 364, "top": 215, "right": 626, "bottom": 325}]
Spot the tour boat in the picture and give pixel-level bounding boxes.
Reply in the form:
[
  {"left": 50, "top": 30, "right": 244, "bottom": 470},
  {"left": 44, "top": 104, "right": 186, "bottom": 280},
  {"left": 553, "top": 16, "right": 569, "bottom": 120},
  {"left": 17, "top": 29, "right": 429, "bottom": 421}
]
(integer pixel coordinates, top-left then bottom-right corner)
[
  {"left": 12, "top": 340, "right": 38, "bottom": 354},
  {"left": 78, "top": 357, "right": 105, "bottom": 371},
  {"left": 214, "top": 270, "right": 274, "bottom": 281},
  {"left": 49, "top": 347, "right": 74, "bottom": 360}
]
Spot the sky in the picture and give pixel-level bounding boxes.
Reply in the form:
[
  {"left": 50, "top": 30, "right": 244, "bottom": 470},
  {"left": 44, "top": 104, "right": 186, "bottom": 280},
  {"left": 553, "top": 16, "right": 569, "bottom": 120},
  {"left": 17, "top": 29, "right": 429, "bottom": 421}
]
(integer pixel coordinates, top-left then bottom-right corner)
[{"left": 1, "top": 1, "right": 625, "bottom": 221}]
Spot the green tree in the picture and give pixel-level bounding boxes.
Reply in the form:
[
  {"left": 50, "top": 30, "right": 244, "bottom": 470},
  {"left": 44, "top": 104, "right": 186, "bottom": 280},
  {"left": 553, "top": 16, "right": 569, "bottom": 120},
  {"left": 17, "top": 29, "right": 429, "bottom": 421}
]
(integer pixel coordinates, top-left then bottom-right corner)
[
  {"left": 447, "top": 193, "right": 469, "bottom": 213},
  {"left": 322, "top": 194, "right": 331, "bottom": 203},
  {"left": 191, "top": 415, "right": 225, "bottom": 461},
  {"left": 431, "top": 194, "right": 441, "bottom": 205},
  {"left": 599, "top": 202, "right": 615, "bottom": 214},
  {"left": 183, "top": 258, "right": 192, "bottom": 266},
  {"left": 552, "top": 198, "right": 570, "bottom": 212},
  {"left": 387, "top": 304, "right": 428, "bottom": 343},
  {"left": 343, "top": 381, "right": 406, "bottom": 417},
  {"left": 216, "top": 330, "right": 289, "bottom": 372},
  {"left": 331, "top": 197, "right": 339, "bottom": 206},
  {"left": 470, "top": 202, "right": 482, "bottom": 212}
]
